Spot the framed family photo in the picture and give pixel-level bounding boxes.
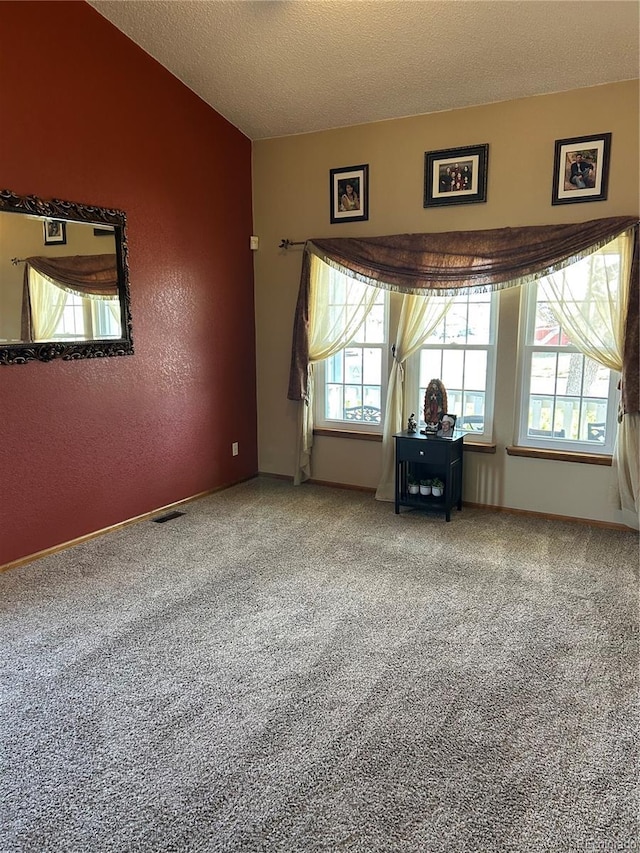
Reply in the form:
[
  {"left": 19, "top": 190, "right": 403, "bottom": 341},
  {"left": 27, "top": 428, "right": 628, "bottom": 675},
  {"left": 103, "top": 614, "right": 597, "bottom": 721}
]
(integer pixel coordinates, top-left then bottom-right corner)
[
  {"left": 551, "top": 132, "right": 611, "bottom": 205},
  {"left": 330, "top": 164, "right": 369, "bottom": 224},
  {"left": 424, "top": 143, "right": 489, "bottom": 208},
  {"left": 43, "top": 219, "right": 67, "bottom": 245}
]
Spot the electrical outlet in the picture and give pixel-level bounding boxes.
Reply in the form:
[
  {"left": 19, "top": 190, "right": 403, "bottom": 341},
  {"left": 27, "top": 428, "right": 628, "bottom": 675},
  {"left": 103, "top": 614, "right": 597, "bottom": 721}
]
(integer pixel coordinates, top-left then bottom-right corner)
[{"left": 232, "top": 442, "right": 239, "bottom": 456}]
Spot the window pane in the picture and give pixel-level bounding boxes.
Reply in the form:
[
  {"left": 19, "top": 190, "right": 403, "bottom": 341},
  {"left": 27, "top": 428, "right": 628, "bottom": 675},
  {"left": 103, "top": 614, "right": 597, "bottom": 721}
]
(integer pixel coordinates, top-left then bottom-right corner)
[
  {"left": 530, "top": 351, "right": 558, "bottom": 396},
  {"left": 467, "top": 301, "right": 491, "bottom": 344},
  {"left": 528, "top": 395, "right": 554, "bottom": 432},
  {"left": 344, "top": 348, "right": 362, "bottom": 383},
  {"left": 420, "top": 349, "right": 443, "bottom": 380},
  {"left": 461, "top": 392, "right": 485, "bottom": 431},
  {"left": 441, "top": 302, "right": 469, "bottom": 344},
  {"left": 556, "top": 351, "right": 584, "bottom": 397},
  {"left": 362, "top": 348, "right": 381, "bottom": 384},
  {"left": 583, "top": 360, "right": 611, "bottom": 398},
  {"left": 463, "top": 350, "right": 487, "bottom": 390},
  {"left": 534, "top": 302, "right": 567, "bottom": 346},
  {"left": 582, "top": 399, "right": 608, "bottom": 444},
  {"left": 441, "top": 349, "right": 464, "bottom": 390},
  {"left": 344, "top": 385, "right": 362, "bottom": 410},
  {"left": 553, "top": 397, "right": 580, "bottom": 438},
  {"left": 327, "top": 352, "right": 343, "bottom": 383},
  {"left": 363, "top": 386, "right": 381, "bottom": 411},
  {"left": 56, "top": 293, "right": 85, "bottom": 338},
  {"left": 326, "top": 384, "right": 343, "bottom": 419}
]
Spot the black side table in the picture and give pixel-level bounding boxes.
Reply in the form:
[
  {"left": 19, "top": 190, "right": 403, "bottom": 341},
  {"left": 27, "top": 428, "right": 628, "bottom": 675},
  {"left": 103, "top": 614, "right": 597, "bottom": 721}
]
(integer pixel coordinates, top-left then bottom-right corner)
[{"left": 394, "top": 431, "right": 464, "bottom": 521}]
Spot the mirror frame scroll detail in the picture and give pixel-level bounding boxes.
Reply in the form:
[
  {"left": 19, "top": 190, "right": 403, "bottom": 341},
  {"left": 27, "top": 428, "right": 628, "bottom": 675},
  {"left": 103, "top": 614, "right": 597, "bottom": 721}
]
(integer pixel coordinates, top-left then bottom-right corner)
[{"left": 0, "top": 188, "right": 134, "bottom": 365}]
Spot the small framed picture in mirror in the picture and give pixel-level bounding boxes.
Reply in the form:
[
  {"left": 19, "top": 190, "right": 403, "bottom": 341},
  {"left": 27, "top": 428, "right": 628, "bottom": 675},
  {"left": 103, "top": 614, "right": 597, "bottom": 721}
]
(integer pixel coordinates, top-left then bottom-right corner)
[{"left": 43, "top": 219, "right": 66, "bottom": 245}]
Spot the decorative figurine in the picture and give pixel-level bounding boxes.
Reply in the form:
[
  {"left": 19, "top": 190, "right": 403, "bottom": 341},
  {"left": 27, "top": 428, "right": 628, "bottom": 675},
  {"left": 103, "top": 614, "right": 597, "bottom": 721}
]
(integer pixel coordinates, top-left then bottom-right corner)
[
  {"left": 407, "top": 413, "right": 417, "bottom": 434},
  {"left": 423, "top": 378, "right": 448, "bottom": 429}
]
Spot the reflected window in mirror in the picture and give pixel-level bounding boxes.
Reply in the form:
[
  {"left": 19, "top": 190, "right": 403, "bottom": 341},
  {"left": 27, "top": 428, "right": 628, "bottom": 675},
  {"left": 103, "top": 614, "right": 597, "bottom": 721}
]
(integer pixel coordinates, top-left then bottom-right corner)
[{"left": 29, "top": 270, "right": 122, "bottom": 341}]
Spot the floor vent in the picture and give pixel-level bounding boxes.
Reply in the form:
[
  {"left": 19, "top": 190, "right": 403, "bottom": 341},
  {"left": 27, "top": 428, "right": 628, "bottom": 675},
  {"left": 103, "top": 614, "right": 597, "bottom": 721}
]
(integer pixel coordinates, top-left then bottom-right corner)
[{"left": 152, "top": 511, "right": 186, "bottom": 524}]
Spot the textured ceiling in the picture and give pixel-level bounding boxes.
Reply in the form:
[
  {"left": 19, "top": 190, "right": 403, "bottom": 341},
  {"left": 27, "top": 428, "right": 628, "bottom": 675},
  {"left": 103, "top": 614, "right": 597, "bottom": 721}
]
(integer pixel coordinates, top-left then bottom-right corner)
[{"left": 88, "top": 0, "right": 639, "bottom": 140}]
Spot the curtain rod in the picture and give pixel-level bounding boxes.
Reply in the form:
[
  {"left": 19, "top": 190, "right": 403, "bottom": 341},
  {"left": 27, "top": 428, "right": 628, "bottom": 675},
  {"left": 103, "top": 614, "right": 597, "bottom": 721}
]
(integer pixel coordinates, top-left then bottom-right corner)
[
  {"left": 11, "top": 257, "right": 26, "bottom": 265},
  {"left": 279, "top": 239, "right": 305, "bottom": 250}
]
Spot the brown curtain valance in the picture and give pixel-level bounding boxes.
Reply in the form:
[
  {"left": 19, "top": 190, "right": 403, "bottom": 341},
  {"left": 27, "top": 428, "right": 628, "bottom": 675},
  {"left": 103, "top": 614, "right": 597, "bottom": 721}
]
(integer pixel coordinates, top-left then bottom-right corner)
[
  {"left": 21, "top": 254, "right": 120, "bottom": 341},
  {"left": 288, "top": 217, "right": 639, "bottom": 413},
  {"left": 26, "top": 254, "right": 118, "bottom": 297},
  {"left": 305, "top": 217, "right": 637, "bottom": 292}
]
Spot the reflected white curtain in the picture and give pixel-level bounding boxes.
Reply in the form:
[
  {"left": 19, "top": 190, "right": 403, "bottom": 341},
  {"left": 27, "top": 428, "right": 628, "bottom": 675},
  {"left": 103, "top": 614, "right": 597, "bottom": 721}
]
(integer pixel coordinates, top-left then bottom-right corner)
[
  {"left": 294, "top": 255, "right": 379, "bottom": 484},
  {"left": 105, "top": 298, "right": 122, "bottom": 335},
  {"left": 375, "top": 292, "right": 453, "bottom": 501},
  {"left": 29, "top": 268, "right": 68, "bottom": 341},
  {"left": 540, "top": 230, "right": 637, "bottom": 520}
]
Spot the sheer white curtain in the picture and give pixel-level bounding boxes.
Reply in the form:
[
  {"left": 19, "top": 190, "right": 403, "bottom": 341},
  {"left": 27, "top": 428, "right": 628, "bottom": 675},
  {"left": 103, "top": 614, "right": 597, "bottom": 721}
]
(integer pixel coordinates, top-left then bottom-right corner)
[
  {"left": 613, "top": 414, "right": 639, "bottom": 527},
  {"left": 29, "top": 268, "right": 68, "bottom": 340},
  {"left": 540, "top": 230, "right": 637, "bottom": 522},
  {"left": 375, "top": 292, "right": 452, "bottom": 501},
  {"left": 540, "top": 233, "right": 630, "bottom": 370},
  {"left": 294, "top": 255, "right": 380, "bottom": 485}
]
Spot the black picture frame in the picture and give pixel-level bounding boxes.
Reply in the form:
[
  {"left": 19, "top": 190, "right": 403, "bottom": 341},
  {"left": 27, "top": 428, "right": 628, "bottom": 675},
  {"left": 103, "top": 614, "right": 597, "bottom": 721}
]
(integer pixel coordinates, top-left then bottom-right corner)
[
  {"left": 438, "top": 413, "right": 457, "bottom": 438},
  {"left": 330, "top": 164, "right": 369, "bottom": 224},
  {"left": 424, "top": 144, "right": 489, "bottom": 208},
  {"left": 551, "top": 132, "right": 611, "bottom": 205},
  {"left": 43, "top": 219, "right": 66, "bottom": 245}
]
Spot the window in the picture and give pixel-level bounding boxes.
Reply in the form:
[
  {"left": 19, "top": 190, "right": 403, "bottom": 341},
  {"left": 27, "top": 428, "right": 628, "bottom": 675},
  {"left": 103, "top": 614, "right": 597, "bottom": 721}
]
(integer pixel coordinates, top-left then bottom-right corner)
[
  {"left": 29, "top": 269, "right": 122, "bottom": 342},
  {"left": 315, "top": 273, "right": 388, "bottom": 431},
  {"left": 518, "top": 246, "right": 622, "bottom": 454},
  {"left": 409, "top": 290, "right": 498, "bottom": 441},
  {"left": 53, "top": 291, "right": 121, "bottom": 340},
  {"left": 55, "top": 290, "right": 84, "bottom": 338}
]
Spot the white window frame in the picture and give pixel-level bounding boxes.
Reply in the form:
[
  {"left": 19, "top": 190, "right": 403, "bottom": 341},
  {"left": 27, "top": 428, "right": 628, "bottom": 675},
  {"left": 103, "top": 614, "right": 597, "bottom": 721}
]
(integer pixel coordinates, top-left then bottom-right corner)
[
  {"left": 517, "top": 283, "right": 619, "bottom": 454},
  {"left": 405, "top": 290, "right": 498, "bottom": 444},
  {"left": 314, "top": 286, "right": 389, "bottom": 434}
]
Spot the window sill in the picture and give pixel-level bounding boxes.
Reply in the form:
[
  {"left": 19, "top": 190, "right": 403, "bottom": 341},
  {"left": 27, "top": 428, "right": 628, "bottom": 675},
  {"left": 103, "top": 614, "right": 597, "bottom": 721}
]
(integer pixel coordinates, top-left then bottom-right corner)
[
  {"left": 506, "top": 446, "right": 612, "bottom": 466},
  {"left": 313, "top": 429, "right": 497, "bottom": 453},
  {"left": 463, "top": 441, "right": 496, "bottom": 454},
  {"left": 314, "top": 428, "right": 382, "bottom": 442}
]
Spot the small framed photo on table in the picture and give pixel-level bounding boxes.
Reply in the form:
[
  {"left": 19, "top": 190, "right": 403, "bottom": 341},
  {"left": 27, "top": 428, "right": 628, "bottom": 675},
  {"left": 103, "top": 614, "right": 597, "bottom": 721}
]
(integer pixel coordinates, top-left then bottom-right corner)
[
  {"left": 438, "top": 414, "right": 457, "bottom": 437},
  {"left": 551, "top": 132, "right": 611, "bottom": 205},
  {"left": 330, "top": 164, "right": 369, "bottom": 224},
  {"left": 424, "top": 144, "right": 488, "bottom": 207},
  {"left": 43, "top": 219, "right": 67, "bottom": 245}
]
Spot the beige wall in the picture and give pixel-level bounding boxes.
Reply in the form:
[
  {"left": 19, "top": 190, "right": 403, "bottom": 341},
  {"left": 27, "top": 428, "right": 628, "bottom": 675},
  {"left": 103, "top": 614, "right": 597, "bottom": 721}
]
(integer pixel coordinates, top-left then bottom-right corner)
[{"left": 252, "top": 80, "right": 639, "bottom": 525}]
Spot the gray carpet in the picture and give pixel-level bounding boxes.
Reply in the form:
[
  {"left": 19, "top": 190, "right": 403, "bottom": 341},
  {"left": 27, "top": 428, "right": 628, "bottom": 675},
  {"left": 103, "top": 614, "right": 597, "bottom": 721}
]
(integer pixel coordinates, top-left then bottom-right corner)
[{"left": 1, "top": 477, "right": 638, "bottom": 852}]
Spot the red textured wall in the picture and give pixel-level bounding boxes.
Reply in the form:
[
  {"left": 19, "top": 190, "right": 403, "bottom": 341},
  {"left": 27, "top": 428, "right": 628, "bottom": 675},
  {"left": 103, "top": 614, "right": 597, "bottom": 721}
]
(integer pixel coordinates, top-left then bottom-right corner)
[{"left": 0, "top": 1, "right": 257, "bottom": 566}]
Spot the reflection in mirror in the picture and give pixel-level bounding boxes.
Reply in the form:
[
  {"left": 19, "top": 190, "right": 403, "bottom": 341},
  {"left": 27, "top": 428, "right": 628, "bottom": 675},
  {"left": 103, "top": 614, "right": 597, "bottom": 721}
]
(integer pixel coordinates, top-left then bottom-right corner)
[{"left": 0, "top": 189, "right": 133, "bottom": 364}]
